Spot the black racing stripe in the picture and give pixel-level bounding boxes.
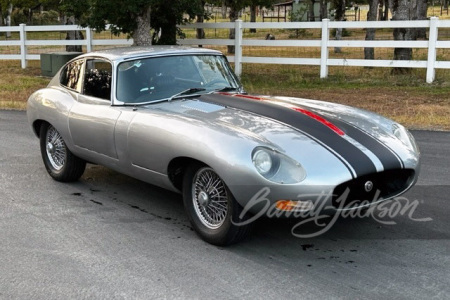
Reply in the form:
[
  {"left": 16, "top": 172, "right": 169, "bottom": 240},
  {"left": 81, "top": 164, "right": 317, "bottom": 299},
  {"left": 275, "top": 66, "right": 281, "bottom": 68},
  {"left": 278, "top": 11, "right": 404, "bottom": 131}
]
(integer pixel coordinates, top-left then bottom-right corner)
[
  {"left": 199, "top": 94, "right": 377, "bottom": 177},
  {"left": 327, "top": 118, "right": 403, "bottom": 170}
]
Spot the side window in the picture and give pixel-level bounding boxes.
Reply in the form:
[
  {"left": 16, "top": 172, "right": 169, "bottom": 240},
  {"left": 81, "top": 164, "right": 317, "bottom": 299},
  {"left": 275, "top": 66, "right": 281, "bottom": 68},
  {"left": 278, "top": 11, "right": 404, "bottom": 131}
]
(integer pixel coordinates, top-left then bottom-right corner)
[
  {"left": 60, "top": 59, "right": 84, "bottom": 91},
  {"left": 83, "top": 59, "right": 112, "bottom": 100}
]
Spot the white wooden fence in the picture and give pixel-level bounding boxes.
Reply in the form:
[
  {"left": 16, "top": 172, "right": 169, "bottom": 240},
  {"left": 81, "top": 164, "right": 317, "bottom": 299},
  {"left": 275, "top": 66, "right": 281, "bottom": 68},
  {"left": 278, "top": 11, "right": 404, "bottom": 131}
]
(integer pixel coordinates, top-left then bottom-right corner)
[
  {"left": 1, "top": 18, "right": 450, "bottom": 83},
  {"left": 179, "top": 17, "right": 450, "bottom": 83},
  {"left": 0, "top": 24, "right": 133, "bottom": 68}
]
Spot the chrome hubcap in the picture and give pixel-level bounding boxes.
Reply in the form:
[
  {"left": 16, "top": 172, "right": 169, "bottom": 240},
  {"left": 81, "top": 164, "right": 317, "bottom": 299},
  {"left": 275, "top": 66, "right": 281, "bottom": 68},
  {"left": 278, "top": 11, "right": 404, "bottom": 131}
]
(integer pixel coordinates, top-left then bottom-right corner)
[
  {"left": 192, "top": 168, "right": 228, "bottom": 229},
  {"left": 197, "top": 191, "right": 210, "bottom": 207},
  {"left": 45, "top": 126, "right": 66, "bottom": 171},
  {"left": 46, "top": 142, "right": 55, "bottom": 154}
]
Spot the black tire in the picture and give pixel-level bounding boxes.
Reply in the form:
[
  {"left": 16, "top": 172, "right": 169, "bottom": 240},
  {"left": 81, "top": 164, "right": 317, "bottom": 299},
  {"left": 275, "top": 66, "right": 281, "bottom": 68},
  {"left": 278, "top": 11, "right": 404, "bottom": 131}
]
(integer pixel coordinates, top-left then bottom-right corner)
[
  {"left": 39, "top": 123, "right": 86, "bottom": 182},
  {"left": 183, "top": 162, "right": 253, "bottom": 246}
]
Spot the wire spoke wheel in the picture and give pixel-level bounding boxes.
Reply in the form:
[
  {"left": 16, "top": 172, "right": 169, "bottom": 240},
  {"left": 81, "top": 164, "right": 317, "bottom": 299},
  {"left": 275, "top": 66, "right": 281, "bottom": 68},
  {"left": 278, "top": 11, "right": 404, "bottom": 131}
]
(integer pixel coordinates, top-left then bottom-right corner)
[
  {"left": 183, "top": 163, "right": 254, "bottom": 245},
  {"left": 45, "top": 125, "right": 67, "bottom": 171},
  {"left": 192, "top": 167, "right": 229, "bottom": 229},
  {"left": 39, "top": 123, "right": 86, "bottom": 182}
]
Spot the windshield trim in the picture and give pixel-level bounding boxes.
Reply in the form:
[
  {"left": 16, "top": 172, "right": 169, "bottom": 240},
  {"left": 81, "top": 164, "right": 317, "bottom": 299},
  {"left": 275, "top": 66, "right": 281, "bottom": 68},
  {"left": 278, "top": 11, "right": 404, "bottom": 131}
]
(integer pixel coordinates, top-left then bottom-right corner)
[{"left": 113, "top": 53, "right": 243, "bottom": 106}]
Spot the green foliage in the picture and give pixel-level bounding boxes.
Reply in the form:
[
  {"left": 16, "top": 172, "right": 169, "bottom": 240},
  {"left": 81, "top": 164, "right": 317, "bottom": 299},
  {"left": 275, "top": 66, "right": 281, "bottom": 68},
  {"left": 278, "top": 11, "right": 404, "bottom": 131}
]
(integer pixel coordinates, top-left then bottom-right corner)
[
  {"left": 33, "top": 10, "right": 59, "bottom": 25},
  {"left": 290, "top": 7, "right": 308, "bottom": 22},
  {"left": 59, "top": 0, "right": 208, "bottom": 44},
  {"left": 11, "top": 8, "right": 28, "bottom": 25},
  {"left": 332, "top": 28, "right": 351, "bottom": 37},
  {"left": 60, "top": 0, "right": 153, "bottom": 35},
  {"left": 151, "top": 0, "right": 205, "bottom": 44},
  {"left": 250, "top": 0, "right": 277, "bottom": 9}
]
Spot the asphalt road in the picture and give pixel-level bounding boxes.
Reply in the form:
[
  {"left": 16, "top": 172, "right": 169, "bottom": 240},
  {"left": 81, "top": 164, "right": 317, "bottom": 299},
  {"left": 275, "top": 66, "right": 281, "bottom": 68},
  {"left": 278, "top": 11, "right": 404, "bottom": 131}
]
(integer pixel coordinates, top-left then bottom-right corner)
[{"left": 0, "top": 110, "right": 449, "bottom": 299}]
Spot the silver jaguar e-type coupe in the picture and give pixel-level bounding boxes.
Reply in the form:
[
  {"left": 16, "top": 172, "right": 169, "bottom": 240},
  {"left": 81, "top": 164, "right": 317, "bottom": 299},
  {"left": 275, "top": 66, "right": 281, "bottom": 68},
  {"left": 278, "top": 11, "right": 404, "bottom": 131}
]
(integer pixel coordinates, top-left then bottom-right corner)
[{"left": 27, "top": 46, "right": 420, "bottom": 245}]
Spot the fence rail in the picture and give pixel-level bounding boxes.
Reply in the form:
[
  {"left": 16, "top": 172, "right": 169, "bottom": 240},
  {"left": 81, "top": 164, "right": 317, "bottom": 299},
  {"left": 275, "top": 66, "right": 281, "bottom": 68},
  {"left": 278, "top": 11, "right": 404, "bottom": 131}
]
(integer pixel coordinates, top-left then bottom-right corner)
[
  {"left": 1, "top": 18, "right": 450, "bottom": 83},
  {"left": 179, "top": 17, "right": 450, "bottom": 83},
  {"left": 0, "top": 24, "right": 133, "bottom": 68}
]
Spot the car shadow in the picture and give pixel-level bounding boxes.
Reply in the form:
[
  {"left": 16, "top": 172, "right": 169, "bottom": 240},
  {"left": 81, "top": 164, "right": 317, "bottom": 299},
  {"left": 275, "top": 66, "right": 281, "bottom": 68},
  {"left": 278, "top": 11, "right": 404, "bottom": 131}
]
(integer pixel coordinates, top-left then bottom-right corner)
[{"left": 73, "top": 165, "right": 445, "bottom": 253}]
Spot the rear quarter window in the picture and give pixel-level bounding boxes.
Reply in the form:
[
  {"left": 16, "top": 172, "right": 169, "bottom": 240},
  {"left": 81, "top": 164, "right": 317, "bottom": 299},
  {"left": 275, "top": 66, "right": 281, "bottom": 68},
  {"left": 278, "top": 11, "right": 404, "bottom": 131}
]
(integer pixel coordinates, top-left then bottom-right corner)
[{"left": 60, "top": 59, "right": 84, "bottom": 92}]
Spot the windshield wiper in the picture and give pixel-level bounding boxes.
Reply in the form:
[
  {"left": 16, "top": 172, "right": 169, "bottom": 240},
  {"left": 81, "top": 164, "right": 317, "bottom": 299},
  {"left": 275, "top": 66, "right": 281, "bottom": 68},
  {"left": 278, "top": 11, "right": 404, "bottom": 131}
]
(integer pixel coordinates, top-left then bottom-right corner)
[
  {"left": 214, "top": 86, "right": 239, "bottom": 92},
  {"left": 168, "top": 88, "right": 206, "bottom": 102}
]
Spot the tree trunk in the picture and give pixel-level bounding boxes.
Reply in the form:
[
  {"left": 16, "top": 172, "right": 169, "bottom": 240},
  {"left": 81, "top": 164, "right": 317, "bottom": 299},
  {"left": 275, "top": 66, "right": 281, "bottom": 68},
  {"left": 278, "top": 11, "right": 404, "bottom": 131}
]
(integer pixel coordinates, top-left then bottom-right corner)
[
  {"left": 195, "top": 1, "right": 205, "bottom": 47},
  {"left": 0, "top": 6, "right": 2, "bottom": 38},
  {"left": 309, "top": 0, "right": 316, "bottom": 21},
  {"left": 228, "top": 6, "right": 238, "bottom": 54},
  {"left": 320, "top": 0, "right": 328, "bottom": 19},
  {"left": 414, "top": 0, "right": 428, "bottom": 39},
  {"left": 27, "top": 8, "right": 33, "bottom": 25},
  {"left": 196, "top": 0, "right": 206, "bottom": 42},
  {"left": 334, "top": 0, "right": 346, "bottom": 20},
  {"left": 383, "top": 0, "right": 389, "bottom": 20},
  {"left": 334, "top": 0, "right": 346, "bottom": 53},
  {"left": 132, "top": 6, "right": 152, "bottom": 46},
  {"left": 364, "top": 0, "right": 379, "bottom": 60},
  {"left": 222, "top": 1, "right": 227, "bottom": 19},
  {"left": 250, "top": 5, "right": 257, "bottom": 33},
  {"left": 65, "top": 16, "right": 84, "bottom": 52},
  {"left": 6, "top": 3, "right": 13, "bottom": 38},
  {"left": 392, "top": 0, "right": 413, "bottom": 73},
  {"left": 378, "top": 0, "right": 384, "bottom": 20},
  {"left": 334, "top": 28, "right": 342, "bottom": 53}
]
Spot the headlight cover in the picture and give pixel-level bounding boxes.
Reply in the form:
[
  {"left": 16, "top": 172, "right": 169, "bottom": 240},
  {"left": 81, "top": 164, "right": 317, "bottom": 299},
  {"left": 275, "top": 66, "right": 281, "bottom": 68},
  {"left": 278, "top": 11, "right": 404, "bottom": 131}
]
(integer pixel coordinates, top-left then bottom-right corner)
[
  {"left": 392, "top": 124, "right": 420, "bottom": 154},
  {"left": 253, "top": 149, "right": 273, "bottom": 175},
  {"left": 251, "top": 147, "right": 306, "bottom": 184}
]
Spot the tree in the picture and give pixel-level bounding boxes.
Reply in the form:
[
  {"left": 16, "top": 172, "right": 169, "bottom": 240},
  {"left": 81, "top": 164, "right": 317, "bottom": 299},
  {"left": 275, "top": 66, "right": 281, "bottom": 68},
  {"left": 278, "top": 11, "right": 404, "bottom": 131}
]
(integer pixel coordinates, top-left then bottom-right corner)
[
  {"left": 151, "top": 0, "right": 204, "bottom": 45},
  {"left": 319, "top": 0, "right": 328, "bottom": 20},
  {"left": 196, "top": 0, "right": 207, "bottom": 40},
  {"left": 378, "top": 0, "right": 389, "bottom": 21},
  {"left": 333, "top": 0, "right": 346, "bottom": 53},
  {"left": 308, "top": 0, "right": 316, "bottom": 21},
  {"left": 391, "top": 0, "right": 428, "bottom": 73},
  {"left": 61, "top": 0, "right": 153, "bottom": 46},
  {"left": 364, "top": 0, "right": 378, "bottom": 60},
  {"left": 215, "top": 0, "right": 249, "bottom": 53},
  {"left": 9, "top": 0, "right": 60, "bottom": 24},
  {"left": 248, "top": 0, "right": 276, "bottom": 33},
  {"left": 61, "top": 0, "right": 207, "bottom": 46}
]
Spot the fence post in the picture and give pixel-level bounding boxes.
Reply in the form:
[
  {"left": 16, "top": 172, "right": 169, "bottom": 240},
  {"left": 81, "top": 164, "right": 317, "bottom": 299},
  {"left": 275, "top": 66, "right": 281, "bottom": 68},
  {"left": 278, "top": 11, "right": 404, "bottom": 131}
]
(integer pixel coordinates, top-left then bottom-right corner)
[
  {"left": 234, "top": 19, "right": 243, "bottom": 77},
  {"left": 19, "top": 23, "right": 27, "bottom": 69},
  {"left": 426, "top": 17, "right": 438, "bottom": 83},
  {"left": 320, "top": 19, "right": 329, "bottom": 79},
  {"left": 86, "top": 26, "right": 93, "bottom": 52}
]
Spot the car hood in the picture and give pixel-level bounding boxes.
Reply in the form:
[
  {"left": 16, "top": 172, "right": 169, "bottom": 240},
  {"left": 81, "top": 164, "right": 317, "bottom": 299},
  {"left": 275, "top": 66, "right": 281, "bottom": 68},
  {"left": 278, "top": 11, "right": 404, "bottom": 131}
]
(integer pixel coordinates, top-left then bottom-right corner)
[{"left": 145, "top": 92, "right": 418, "bottom": 177}]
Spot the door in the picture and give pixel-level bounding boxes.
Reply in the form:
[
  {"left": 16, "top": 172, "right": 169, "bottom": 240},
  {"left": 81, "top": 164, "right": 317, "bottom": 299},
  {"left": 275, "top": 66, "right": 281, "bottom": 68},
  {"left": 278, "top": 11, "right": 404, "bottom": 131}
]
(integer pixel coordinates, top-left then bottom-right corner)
[{"left": 68, "top": 58, "right": 121, "bottom": 159}]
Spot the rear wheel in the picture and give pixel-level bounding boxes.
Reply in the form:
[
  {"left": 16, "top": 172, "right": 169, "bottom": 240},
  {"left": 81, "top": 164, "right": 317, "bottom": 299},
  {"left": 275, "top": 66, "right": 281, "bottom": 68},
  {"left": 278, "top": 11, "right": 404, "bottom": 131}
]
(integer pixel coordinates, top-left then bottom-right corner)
[
  {"left": 40, "top": 123, "right": 86, "bottom": 182},
  {"left": 183, "top": 163, "right": 253, "bottom": 245}
]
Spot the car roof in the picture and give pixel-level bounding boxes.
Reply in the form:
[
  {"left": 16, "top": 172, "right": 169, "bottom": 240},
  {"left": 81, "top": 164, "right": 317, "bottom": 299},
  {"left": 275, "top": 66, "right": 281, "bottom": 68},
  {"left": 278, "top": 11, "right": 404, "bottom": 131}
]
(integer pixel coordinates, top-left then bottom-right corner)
[{"left": 77, "top": 46, "right": 223, "bottom": 62}]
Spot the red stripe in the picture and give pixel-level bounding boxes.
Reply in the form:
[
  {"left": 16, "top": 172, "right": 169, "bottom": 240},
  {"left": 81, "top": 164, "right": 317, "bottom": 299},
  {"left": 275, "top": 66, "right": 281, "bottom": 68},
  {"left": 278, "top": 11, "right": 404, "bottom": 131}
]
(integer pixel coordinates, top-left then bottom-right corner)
[
  {"left": 217, "top": 92, "right": 264, "bottom": 101},
  {"left": 234, "top": 94, "right": 265, "bottom": 100},
  {"left": 292, "top": 108, "right": 345, "bottom": 136},
  {"left": 215, "top": 92, "right": 344, "bottom": 136}
]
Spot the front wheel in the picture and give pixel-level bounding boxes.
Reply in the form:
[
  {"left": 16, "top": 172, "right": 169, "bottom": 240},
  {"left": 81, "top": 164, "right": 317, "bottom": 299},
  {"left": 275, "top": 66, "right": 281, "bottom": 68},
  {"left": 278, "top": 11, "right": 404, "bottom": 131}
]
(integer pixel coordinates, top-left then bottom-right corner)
[
  {"left": 40, "top": 123, "right": 86, "bottom": 182},
  {"left": 183, "top": 163, "right": 253, "bottom": 246}
]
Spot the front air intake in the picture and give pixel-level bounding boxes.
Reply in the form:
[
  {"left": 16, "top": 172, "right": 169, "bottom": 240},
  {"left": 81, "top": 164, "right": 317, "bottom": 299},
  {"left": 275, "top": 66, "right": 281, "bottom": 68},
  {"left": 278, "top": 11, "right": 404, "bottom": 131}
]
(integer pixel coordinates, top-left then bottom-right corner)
[{"left": 332, "top": 169, "right": 415, "bottom": 208}]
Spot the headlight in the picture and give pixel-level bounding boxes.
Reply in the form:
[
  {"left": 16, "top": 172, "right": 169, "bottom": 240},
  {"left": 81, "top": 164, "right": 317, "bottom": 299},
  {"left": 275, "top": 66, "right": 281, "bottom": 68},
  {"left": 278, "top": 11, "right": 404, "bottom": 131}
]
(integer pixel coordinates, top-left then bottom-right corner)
[
  {"left": 252, "top": 149, "right": 273, "bottom": 175},
  {"left": 251, "top": 147, "right": 306, "bottom": 184},
  {"left": 392, "top": 124, "right": 419, "bottom": 154}
]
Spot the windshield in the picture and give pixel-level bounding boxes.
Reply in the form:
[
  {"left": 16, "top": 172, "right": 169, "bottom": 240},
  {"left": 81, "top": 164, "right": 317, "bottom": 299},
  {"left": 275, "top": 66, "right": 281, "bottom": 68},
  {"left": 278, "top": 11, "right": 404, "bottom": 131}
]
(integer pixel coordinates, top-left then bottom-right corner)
[{"left": 116, "top": 54, "right": 241, "bottom": 104}]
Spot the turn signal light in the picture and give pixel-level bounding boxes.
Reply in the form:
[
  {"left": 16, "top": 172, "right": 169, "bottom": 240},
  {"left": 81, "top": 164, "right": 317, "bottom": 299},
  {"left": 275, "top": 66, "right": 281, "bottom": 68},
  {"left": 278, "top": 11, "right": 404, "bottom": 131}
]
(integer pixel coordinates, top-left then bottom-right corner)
[{"left": 275, "top": 200, "right": 314, "bottom": 211}]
